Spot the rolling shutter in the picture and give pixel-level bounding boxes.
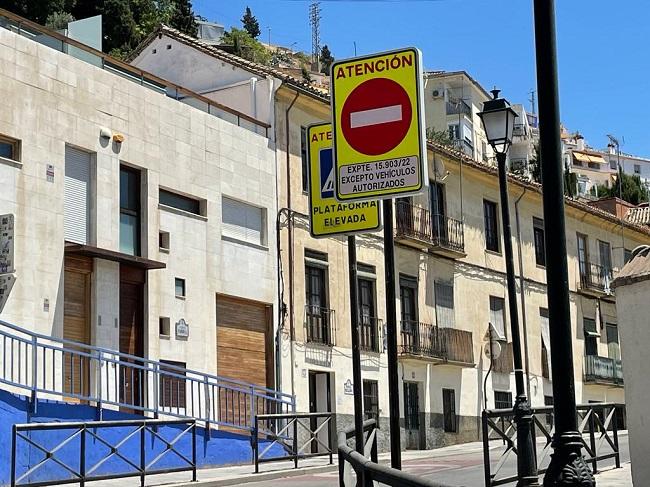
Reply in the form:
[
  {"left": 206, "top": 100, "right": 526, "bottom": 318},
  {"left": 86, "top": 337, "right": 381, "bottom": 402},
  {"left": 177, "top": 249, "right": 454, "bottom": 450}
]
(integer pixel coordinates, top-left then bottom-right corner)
[
  {"left": 64, "top": 146, "right": 91, "bottom": 244},
  {"left": 222, "top": 197, "right": 264, "bottom": 245}
]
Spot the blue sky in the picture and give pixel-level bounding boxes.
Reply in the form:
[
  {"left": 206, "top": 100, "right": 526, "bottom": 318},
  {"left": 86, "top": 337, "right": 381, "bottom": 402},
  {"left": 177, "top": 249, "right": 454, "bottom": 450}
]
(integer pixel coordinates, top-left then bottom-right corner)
[{"left": 193, "top": 0, "right": 650, "bottom": 156}]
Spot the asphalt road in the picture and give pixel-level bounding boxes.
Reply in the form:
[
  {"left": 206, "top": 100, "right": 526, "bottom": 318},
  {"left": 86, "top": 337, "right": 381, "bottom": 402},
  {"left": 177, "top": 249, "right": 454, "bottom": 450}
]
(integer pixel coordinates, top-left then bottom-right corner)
[{"left": 246, "top": 434, "right": 630, "bottom": 487}]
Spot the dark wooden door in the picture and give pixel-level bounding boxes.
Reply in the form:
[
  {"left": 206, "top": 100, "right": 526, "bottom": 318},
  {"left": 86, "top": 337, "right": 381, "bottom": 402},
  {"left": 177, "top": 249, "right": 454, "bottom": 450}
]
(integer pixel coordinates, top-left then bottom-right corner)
[
  {"left": 63, "top": 255, "right": 92, "bottom": 401},
  {"left": 119, "top": 269, "right": 144, "bottom": 413},
  {"left": 404, "top": 382, "right": 420, "bottom": 449}
]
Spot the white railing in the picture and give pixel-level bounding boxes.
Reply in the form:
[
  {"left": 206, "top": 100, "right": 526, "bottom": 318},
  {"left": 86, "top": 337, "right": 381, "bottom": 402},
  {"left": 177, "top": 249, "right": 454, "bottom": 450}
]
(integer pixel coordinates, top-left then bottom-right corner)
[{"left": 0, "top": 319, "right": 294, "bottom": 432}]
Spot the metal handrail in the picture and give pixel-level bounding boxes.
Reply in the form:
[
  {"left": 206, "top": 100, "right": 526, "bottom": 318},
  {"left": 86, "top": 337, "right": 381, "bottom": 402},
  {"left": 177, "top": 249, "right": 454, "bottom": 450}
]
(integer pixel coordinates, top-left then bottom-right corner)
[
  {"left": 0, "top": 8, "right": 270, "bottom": 134},
  {"left": 0, "top": 319, "right": 294, "bottom": 431},
  {"left": 253, "top": 412, "right": 334, "bottom": 473},
  {"left": 338, "top": 419, "right": 453, "bottom": 487},
  {"left": 11, "top": 418, "right": 197, "bottom": 487}
]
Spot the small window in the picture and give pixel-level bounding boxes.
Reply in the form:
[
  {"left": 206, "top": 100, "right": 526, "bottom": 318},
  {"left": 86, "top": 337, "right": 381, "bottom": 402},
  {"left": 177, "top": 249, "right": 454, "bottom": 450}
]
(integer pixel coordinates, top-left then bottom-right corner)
[
  {"left": 494, "top": 391, "right": 513, "bottom": 409},
  {"left": 442, "top": 388, "right": 457, "bottom": 433},
  {"left": 363, "top": 380, "right": 379, "bottom": 427},
  {"left": 483, "top": 200, "right": 499, "bottom": 252},
  {"left": 159, "top": 317, "right": 170, "bottom": 337},
  {"left": 533, "top": 217, "right": 546, "bottom": 267},
  {"left": 609, "top": 158, "right": 617, "bottom": 170},
  {"left": 301, "top": 126, "right": 308, "bottom": 192},
  {"left": 0, "top": 134, "right": 20, "bottom": 162},
  {"left": 175, "top": 278, "right": 186, "bottom": 298},
  {"left": 634, "top": 164, "right": 641, "bottom": 175},
  {"left": 159, "top": 188, "right": 202, "bottom": 215},
  {"left": 159, "top": 231, "right": 170, "bottom": 251},
  {"left": 159, "top": 360, "right": 186, "bottom": 408},
  {"left": 489, "top": 296, "right": 506, "bottom": 339},
  {"left": 222, "top": 196, "right": 266, "bottom": 246}
]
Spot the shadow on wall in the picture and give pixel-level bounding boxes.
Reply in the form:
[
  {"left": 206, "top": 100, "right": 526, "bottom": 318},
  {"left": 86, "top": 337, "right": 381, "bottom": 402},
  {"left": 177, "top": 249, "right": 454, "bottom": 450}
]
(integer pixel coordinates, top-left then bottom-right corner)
[{"left": 0, "top": 389, "right": 285, "bottom": 486}]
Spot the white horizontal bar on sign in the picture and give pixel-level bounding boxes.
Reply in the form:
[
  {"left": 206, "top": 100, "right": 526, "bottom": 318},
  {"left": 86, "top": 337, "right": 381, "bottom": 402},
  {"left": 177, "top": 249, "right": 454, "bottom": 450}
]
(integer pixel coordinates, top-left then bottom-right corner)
[{"left": 350, "top": 104, "right": 402, "bottom": 128}]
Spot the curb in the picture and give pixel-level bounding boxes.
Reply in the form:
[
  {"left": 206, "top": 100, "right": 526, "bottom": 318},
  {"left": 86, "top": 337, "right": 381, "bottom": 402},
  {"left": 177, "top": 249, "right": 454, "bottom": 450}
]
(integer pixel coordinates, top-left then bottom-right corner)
[{"left": 166, "top": 463, "right": 339, "bottom": 487}]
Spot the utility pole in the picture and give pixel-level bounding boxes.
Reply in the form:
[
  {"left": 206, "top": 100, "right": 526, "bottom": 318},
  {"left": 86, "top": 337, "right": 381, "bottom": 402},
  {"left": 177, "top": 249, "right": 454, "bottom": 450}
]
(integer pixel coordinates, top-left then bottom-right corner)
[
  {"left": 309, "top": 2, "right": 321, "bottom": 72},
  {"left": 347, "top": 235, "right": 364, "bottom": 454},
  {"left": 532, "top": 1, "right": 595, "bottom": 485}
]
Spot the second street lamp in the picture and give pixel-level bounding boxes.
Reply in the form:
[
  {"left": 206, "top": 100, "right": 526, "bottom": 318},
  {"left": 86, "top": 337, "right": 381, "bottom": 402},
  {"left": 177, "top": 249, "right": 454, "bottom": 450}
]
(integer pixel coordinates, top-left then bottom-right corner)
[{"left": 479, "top": 89, "right": 539, "bottom": 486}]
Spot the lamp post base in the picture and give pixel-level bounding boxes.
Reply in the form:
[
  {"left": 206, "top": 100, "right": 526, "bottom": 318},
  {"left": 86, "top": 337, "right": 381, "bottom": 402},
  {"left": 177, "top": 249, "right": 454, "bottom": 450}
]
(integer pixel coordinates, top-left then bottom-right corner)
[
  {"left": 543, "top": 432, "right": 595, "bottom": 486},
  {"left": 514, "top": 396, "right": 540, "bottom": 487}
]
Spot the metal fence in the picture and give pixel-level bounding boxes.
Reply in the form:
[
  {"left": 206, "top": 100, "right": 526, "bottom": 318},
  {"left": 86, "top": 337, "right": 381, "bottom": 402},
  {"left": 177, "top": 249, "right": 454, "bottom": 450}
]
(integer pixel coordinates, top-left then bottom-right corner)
[
  {"left": 338, "top": 419, "right": 453, "bottom": 487},
  {"left": 482, "top": 403, "right": 623, "bottom": 486},
  {"left": 11, "top": 418, "right": 196, "bottom": 487},
  {"left": 252, "top": 412, "right": 334, "bottom": 473},
  {"left": 0, "top": 319, "right": 294, "bottom": 432}
]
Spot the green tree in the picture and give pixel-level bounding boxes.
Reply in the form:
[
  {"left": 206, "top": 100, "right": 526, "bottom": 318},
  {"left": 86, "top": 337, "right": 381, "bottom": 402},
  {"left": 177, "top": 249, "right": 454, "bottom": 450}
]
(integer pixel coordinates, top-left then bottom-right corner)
[
  {"left": 221, "top": 27, "right": 270, "bottom": 65},
  {"left": 45, "top": 10, "right": 75, "bottom": 30},
  {"left": 301, "top": 65, "right": 312, "bottom": 83},
  {"left": 241, "top": 6, "right": 260, "bottom": 39},
  {"left": 3, "top": 0, "right": 198, "bottom": 59},
  {"left": 595, "top": 169, "right": 649, "bottom": 205},
  {"left": 426, "top": 127, "right": 455, "bottom": 148},
  {"left": 319, "top": 44, "right": 334, "bottom": 75}
]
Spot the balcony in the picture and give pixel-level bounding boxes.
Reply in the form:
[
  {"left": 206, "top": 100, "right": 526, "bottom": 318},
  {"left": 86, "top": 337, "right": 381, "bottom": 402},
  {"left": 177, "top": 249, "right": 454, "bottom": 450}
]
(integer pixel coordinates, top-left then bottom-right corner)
[
  {"left": 446, "top": 99, "right": 472, "bottom": 117},
  {"left": 399, "top": 321, "right": 474, "bottom": 366},
  {"left": 395, "top": 201, "right": 466, "bottom": 257},
  {"left": 579, "top": 262, "right": 614, "bottom": 296},
  {"left": 359, "top": 316, "right": 382, "bottom": 353},
  {"left": 584, "top": 355, "right": 624, "bottom": 386},
  {"left": 305, "top": 305, "right": 336, "bottom": 346},
  {"left": 492, "top": 342, "right": 514, "bottom": 374},
  {"left": 512, "top": 123, "right": 528, "bottom": 138}
]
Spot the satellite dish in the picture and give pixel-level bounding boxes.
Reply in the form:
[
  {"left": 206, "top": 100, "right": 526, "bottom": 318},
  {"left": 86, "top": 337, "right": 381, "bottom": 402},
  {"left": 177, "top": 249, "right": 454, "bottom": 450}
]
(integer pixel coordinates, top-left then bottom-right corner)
[
  {"left": 484, "top": 341, "right": 502, "bottom": 360},
  {"left": 433, "top": 155, "right": 447, "bottom": 179}
]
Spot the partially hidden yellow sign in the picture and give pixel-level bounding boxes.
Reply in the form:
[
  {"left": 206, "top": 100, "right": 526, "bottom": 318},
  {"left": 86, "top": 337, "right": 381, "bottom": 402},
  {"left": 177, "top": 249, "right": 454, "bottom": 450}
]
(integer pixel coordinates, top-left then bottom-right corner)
[
  {"left": 331, "top": 47, "right": 427, "bottom": 201},
  {"left": 308, "top": 122, "right": 381, "bottom": 238}
]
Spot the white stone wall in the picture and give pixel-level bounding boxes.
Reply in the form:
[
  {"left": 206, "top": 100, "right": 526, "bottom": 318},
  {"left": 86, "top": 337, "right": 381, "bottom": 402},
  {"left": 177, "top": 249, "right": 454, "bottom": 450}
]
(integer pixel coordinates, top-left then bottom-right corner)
[
  {"left": 614, "top": 278, "right": 650, "bottom": 485},
  {"left": 0, "top": 28, "right": 278, "bottom": 381}
]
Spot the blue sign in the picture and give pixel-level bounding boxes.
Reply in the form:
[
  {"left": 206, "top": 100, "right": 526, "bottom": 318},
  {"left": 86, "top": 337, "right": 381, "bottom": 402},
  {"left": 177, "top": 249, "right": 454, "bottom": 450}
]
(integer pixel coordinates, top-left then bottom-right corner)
[{"left": 319, "top": 148, "right": 334, "bottom": 198}]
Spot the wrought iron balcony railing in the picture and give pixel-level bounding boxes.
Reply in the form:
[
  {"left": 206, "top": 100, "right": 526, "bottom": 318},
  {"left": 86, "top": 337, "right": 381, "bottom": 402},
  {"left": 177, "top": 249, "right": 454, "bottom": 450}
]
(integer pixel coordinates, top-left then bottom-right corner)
[
  {"left": 579, "top": 262, "right": 614, "bottom": 294},
  {"left": 512, "top": 123, "right": 527, "bottom": 137},
  {"left": 446, "top": 99, "right": 472, "bottom": 116},
  {"left": 399, "top": 321, "right": 474, "bottom": 365},
  {"left": 305, "top": 305, "right": 336, "bottom": 346},
  {"left": 359, "top": 316, "right": 382, "bottom": 353},
  {"left": 395, "top": 201, "right": 465, "bottom": 254},
  {"left": 584, "top": 355, "right": 624, "bottom": 386}
]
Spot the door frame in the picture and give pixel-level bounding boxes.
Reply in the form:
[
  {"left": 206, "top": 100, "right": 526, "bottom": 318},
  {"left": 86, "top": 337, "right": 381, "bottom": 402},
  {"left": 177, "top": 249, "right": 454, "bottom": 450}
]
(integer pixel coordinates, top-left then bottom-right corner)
[{"left": 308, "top": 370, "right": 333, "bottom": 453}]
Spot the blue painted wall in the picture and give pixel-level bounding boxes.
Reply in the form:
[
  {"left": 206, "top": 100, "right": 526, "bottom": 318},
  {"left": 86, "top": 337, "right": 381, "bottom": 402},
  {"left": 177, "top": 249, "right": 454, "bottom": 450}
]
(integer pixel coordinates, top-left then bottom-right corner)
[{"left": 0, "top": 390, "right": 287, "bottom": 486}]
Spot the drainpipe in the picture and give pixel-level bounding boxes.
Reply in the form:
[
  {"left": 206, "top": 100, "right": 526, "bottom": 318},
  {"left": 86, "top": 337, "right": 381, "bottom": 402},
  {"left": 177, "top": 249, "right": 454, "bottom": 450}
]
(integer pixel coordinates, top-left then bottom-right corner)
[
  {"left": 285, "top": 91, "right": 300, "bottom": 403},
  {"left": 514, "top": 187, "right": 531, "bottom": 399}
]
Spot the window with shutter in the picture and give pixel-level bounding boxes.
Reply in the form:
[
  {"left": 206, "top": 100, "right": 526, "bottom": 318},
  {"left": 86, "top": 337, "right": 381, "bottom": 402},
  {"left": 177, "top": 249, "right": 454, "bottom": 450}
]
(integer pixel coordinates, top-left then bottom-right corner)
[
  {"left": 489, "top": 296, "right": 506, "bottom": 339},
  {"left": 434, "top": 281, "right": 454, "bottom": 328},
  {"left": 222, "top": 197, "right": 266, "bottom": 246},
  {"left": 64, "top": 146, "right": 92, "bottom": 244}
]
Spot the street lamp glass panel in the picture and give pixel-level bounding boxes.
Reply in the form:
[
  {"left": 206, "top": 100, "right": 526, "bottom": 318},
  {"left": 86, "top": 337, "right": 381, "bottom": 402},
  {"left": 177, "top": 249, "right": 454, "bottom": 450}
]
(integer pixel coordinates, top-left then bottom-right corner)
[{"left": 480, "top": 108, "right": 517, "bottom": 154}]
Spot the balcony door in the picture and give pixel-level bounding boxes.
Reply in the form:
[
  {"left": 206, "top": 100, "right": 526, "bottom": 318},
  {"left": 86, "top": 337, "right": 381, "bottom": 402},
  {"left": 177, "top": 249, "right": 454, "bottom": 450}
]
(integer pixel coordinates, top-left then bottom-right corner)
[
  {"left": 306, "top": 264, "right": 329, "bottom": 344},
  {"left": 577, "top": 233, "right": 589, "bottom": 282},
  {"left": 606, "top": 323, "right": 620, "bottom": 360},
  {"left": 429, "top": 182, "right": 446, "bottom": 241},
  {"left": 358, "top": 276, "right": 377, "bottom": 352},
  {"left": 400, "top": 276, "right": 418, "bottom": 352}
]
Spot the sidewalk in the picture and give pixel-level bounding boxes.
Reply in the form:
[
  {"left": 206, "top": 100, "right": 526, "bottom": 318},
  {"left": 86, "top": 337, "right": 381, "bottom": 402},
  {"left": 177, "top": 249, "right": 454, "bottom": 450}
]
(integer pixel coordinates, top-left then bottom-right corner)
[{"left": 595, "top": 463, "right": 632, "bottom": 486}]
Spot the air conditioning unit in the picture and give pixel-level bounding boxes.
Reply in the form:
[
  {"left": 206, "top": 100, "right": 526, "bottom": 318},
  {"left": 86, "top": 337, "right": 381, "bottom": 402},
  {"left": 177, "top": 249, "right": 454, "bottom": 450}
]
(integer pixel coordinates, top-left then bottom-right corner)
[{"left": 432, "top": 89, "right": 443, "bottom": 99}]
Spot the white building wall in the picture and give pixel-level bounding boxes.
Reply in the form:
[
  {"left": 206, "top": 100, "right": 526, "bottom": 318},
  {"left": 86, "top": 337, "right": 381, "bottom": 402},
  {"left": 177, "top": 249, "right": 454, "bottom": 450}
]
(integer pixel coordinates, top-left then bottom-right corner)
[{"left": 0, "top": 28, "right": 278, "bottom": 381}]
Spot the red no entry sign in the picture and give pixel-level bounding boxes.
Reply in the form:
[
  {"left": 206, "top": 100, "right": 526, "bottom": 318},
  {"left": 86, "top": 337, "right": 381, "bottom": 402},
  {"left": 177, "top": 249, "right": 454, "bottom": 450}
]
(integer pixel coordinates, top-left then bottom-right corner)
[{"left": 340, "top": 78, "right": 413, "bottom": 156}]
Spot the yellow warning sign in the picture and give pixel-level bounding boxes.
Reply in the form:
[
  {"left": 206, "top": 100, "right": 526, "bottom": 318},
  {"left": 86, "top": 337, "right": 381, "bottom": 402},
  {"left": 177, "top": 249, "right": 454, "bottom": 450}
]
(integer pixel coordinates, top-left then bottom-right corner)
[
  {"left": 331, "top": 47, "right": 427, "bottom": 201},
  {"left": 308, "top": 122, "right": 381, "bottom": 238}
]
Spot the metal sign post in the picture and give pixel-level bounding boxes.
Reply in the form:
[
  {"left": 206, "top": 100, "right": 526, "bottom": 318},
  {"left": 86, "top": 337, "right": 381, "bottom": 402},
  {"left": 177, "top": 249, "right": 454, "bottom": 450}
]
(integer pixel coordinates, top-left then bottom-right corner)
[
  {"left": 347, "top": 235, "right": 364, "bottom": 454},
  {"left": 330, "top": 47, "right": 428, "bottom": 470}
]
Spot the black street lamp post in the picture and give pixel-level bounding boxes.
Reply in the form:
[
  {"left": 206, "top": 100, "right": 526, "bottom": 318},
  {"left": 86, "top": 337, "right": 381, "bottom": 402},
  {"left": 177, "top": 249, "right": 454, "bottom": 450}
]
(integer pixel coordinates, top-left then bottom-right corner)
[
  {"left": 532, "top": 0, "right": 595, "bottom": 485},
  {"left": 479, "top": 90, "right": 539, "bottom": 487}
]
